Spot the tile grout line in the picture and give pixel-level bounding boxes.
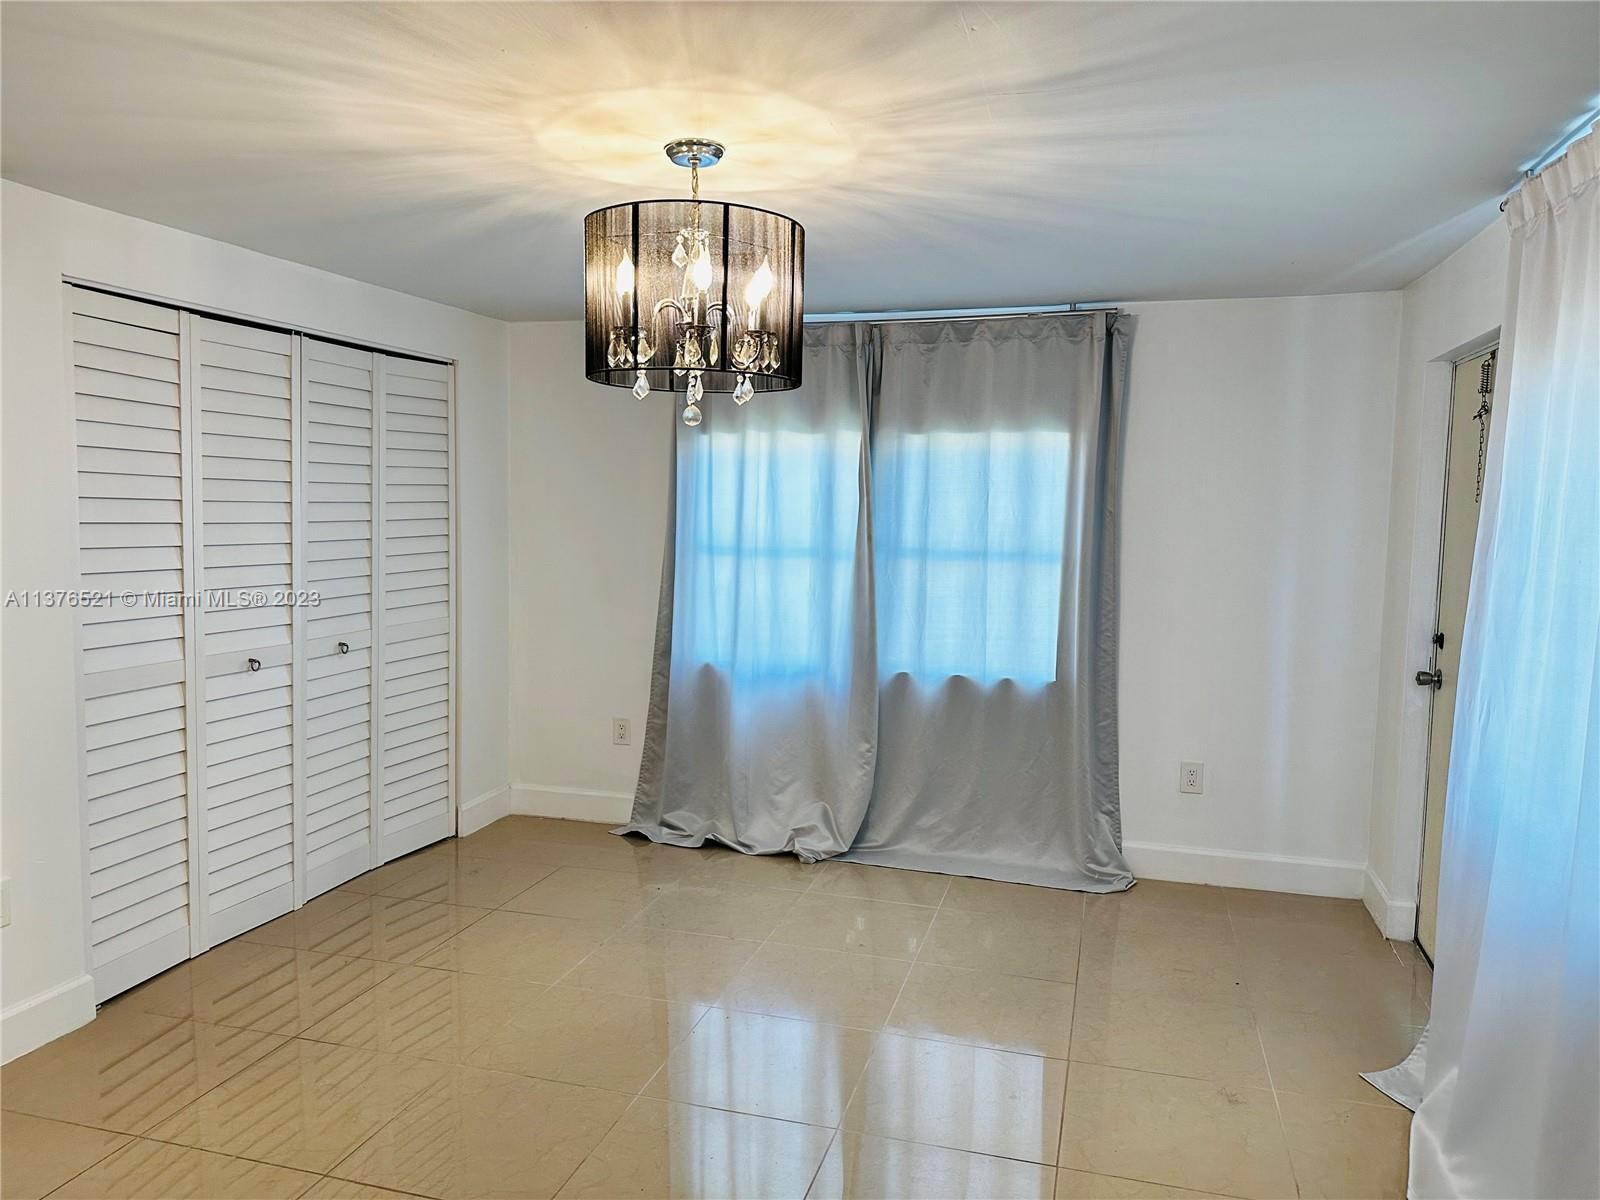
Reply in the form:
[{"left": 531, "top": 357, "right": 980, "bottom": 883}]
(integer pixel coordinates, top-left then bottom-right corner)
[
  {"left": 1227, "top": 896, "right": 1305, "bottom": 1200},
  {"left": 29, "top": 1125, "right": 133, "bottom": 1200},
  {"left": 1053, "top": 888, "right": 1088, "bottom": 1176},
  {"left": 799, "top": 1126, "right": 843, "bottom": 1200},
  {"left": 310, "top": 1169, "right": 438, "bottom": 1200},
  {"left": 696, "top": 850, "right": 825, "bottom": 1033},
  {"left": 828, "top": 867, "right": 952, "bottom": 1141}
]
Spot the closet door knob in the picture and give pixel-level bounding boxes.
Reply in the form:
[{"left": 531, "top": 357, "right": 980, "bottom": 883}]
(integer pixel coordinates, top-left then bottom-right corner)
[
  {"left": 247, "top": 657, "right": 262, "bottom": 672},
  {"left": 338, "top": 641, "right": 350, "bottom": 655}
]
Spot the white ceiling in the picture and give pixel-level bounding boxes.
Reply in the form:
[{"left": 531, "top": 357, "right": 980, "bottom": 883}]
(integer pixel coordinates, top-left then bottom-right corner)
[{"left": 3, "top": 2, "right": 1595, "bottom": 320}]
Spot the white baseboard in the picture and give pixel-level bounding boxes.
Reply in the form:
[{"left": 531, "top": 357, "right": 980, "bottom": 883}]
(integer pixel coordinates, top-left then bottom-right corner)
[
  {"left": 1363, "top": 866, "right": 1419, "bottom": 940},
  {"left": 465, "top": 802, "right": 1378, "bottom": 911},
  {"left": 457, "top": 785, "right": 512, "bottom": 836},
  {"left": 1, "top": 972, "right": 95, "bottom": 1064},
  {"left": 508, "top": 784, "right": 633, "bottom": 825},
  {"left": 1124, "top": 840, "right": 1366, "bottom": 899}
]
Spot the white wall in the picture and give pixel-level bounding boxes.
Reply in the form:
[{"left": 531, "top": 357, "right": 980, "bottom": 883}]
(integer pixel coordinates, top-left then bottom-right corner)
[
  {"left": 505, "top": 292, "right": 1403, "bottom": 896},
  {"left": 504, "top": 322, "right": 673, "bottom": 820},
  {"left": 1364, "top": 219, "right": 1509, "bottom": 937},
  {"left": 0, "top": 181, "right": 510, "bottom": 1059},
  {"left": 1117, "top": 294, "right": 1401, "bottom": 892}
]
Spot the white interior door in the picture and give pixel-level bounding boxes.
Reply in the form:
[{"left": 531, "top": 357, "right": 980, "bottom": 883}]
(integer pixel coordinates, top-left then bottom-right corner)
[
  {"left": 69, "top": 287, "right": 196, "bottom": 1001},
  {"left": 300, "top": 338, "right": 378, "bottom": 895},
  {"left": 191, "top": 316, "right": 299, "bottom": 945},
  {"left": 1417, "top": 347, "right": 1496, "bottom": 959},
  {"left": 377, "top": 354, "right": 455, "bottom": 859}
]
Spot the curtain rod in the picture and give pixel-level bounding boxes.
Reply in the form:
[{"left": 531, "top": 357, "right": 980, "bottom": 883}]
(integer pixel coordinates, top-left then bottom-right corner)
[
  {"left": 805, "top": 302, "right": 1119, "bottom": 325},
  {"left": 1499, "top": 112, "right": 1598, "bottom": 211}
]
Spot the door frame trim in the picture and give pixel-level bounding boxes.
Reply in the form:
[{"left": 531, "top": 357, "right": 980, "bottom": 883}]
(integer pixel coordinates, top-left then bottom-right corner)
[{"left": 1378, "top": 327, "right": 1500, "bottom": 946}]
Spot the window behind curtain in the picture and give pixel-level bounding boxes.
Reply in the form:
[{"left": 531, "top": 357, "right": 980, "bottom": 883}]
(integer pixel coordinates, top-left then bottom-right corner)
[
  {"left": 873, "top": 429, "right": 1069, "bottom": 685},
  {"left": 678, "top": 427, "right": 861, "bottom": 685},
  {"left": 680, "top": 425, "right": 1071, "bottom": 689}
]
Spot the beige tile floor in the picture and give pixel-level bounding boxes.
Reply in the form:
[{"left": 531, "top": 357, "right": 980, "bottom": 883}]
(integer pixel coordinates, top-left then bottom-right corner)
[{"left": 1, "top": 816, "right": 1430, "bottom": 1200}]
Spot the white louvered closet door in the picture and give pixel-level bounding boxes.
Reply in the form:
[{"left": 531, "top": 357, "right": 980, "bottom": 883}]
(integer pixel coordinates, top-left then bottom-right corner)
[
  {"left": 300, "top": 339, "right": 377, "bottom": 896},
  {"left": 191, "top": 316, "right": 300, "bottom": 945},
  {"left": 377, "top": 355, "right": 455, "bottom": 859},
  {"left": 69, "top": 287, "right": 197, "bottom": 1001}
]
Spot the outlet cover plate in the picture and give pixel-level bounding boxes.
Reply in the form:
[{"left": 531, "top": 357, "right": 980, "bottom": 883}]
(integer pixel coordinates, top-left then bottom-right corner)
[
  {"left": 1180, "top": 761, "right": 1204, "bottom": 795},
  {"left": 612, "top": 717, "right": 632, "bottom": 746}
]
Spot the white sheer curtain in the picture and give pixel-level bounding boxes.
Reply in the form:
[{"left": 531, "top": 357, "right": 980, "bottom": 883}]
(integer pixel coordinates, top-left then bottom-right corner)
[{"left": 1408, "top": 128, "right": 1598, "bottom": 1199}]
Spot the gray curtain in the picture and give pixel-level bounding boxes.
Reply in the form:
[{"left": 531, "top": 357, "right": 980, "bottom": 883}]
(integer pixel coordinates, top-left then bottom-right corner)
[
  {"left": 621, "top": 324, "right": 879, "bottom": 860},
  {"left": 844, "top": 314, "right": 1133, "bottom": 890},
  {"left": 624, "top": 312, "right": 1133, "bottom": 891}
]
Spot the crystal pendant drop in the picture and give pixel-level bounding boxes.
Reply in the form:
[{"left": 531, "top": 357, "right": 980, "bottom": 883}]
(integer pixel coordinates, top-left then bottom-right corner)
[
  {"left": 687, "top": 372, "right": 704, "bottom": 404},
  {"left": 735, "top": 333, "right": 756, "bottom": 367},
  {"left": 632, "top": 372, "right": 650, "bottom": 400},
  {"left": 681, "top": 401, "right": 703, "bottom": 427},
  {"left": 733, "top": 375, "right": 754, "bottom": 405},
  {"left": 671, "top": 234, "right": 688, "bottom": 270}
]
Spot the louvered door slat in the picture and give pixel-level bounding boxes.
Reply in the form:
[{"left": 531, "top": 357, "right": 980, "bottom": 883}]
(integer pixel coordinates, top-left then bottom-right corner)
[
  {"left": 69, "top": 287, "right": 194, "bottom": 1001},
  {"left": 378, "top": 355, "right": 454, "bottom": 859},
  {"left": 193, "top": 316, "right": 298, "bottom": 944},
  {"left": 300, "top": 338, "right": 377, "bottom": 895}
]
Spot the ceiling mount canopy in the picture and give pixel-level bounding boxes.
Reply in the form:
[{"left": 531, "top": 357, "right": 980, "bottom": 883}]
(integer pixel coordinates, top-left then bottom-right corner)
[{"left": 584, "top": 138, "right": 805, "bottom": 426}]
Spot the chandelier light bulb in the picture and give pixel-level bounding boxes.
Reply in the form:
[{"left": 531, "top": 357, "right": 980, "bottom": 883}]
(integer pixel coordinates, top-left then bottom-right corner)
[
  {"left": 744, "top": 257, "right": 775, "bottom": 325},
  {"left": 614, "top": 253, "right": 635, "bottom": 298},
  {"left": 689, "top": 246, "right": 713, "bottom": 293}
]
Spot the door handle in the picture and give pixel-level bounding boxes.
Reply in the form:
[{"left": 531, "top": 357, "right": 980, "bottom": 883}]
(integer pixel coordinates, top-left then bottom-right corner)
[
  {"left": 247, "top": 657, "right": 262, "bottom": 673},
  {"left": 1415, "top": 668, "right": 1443, "bottom": 689}
]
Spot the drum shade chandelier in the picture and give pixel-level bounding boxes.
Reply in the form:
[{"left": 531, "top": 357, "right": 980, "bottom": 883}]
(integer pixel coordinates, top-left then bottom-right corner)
[{"left": 584, "top": 139, "right": 805, "bottom": 426}]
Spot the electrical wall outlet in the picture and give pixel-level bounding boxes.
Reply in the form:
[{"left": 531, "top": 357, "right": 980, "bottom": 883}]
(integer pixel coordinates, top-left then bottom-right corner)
[
  {"left": 1179, "top": 761, "right": 1205, "bottom": 794},
  {"left": 611, "top": 717, "right": 632, "bottom": 746},
  {"left": 1, "top": 877, "right": 10, "bottom": 928}
]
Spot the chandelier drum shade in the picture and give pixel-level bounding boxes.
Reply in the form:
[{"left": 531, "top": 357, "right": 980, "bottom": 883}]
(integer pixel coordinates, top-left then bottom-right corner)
[{"left": 584, "top": 139, "right": 804, "bottom": 426}]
